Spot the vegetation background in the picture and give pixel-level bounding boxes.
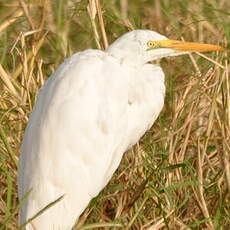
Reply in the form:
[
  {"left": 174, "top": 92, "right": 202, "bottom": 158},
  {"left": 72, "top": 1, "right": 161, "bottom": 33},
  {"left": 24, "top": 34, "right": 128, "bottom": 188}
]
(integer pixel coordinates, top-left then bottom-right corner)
[{"left": 0, "top": 0, "right": 229, "bottom": 229}]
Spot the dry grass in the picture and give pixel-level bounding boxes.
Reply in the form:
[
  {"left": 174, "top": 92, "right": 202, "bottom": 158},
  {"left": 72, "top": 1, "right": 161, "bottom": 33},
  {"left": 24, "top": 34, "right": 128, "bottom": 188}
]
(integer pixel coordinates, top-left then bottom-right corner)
[{"left": 0, "top": 0, "right": 229, "bottom": 229}]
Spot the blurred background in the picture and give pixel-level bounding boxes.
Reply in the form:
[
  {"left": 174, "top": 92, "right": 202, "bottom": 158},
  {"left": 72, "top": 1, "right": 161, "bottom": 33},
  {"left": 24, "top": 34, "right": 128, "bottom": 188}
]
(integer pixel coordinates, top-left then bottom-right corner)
[{"left": 0, "top": 0, "right": 229, "bottom": 229}]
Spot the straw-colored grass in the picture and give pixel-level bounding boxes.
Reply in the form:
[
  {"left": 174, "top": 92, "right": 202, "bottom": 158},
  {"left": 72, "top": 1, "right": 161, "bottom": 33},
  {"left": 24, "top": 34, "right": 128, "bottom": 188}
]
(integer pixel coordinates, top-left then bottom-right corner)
[{"left": 0, "top": 0, "right": 229, "bottom": 229}]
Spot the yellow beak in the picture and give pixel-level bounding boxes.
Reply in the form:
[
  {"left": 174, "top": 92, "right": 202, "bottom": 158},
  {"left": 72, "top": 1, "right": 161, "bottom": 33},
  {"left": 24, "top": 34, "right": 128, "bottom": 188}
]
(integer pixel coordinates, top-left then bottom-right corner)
[{"left": 154, "top": 40, "right": 224, "bottom": 52}]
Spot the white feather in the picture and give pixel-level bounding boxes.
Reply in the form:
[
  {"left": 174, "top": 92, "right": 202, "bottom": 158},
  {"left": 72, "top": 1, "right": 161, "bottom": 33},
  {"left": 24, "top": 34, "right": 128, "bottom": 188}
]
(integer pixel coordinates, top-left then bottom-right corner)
[{"left": 18, "top": 30, "right": 167, "bottom": 229}]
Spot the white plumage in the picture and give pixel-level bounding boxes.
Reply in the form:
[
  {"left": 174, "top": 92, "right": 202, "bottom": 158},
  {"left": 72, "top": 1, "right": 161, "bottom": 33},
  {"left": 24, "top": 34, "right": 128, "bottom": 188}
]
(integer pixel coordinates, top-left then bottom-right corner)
[{"left": 18, "top": 30, "right": 222, "bottom": 229}]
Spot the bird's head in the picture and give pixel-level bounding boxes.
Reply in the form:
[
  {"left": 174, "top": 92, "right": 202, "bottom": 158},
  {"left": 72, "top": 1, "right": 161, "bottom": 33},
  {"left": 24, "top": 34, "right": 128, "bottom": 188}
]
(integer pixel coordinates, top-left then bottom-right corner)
[{"left": 106, "top": 30, "right": 223, "bottom": 66}]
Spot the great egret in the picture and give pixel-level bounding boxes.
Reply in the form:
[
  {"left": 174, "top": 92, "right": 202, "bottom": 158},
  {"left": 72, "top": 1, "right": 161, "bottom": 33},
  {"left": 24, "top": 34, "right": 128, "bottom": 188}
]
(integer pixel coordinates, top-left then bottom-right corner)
[{"left": 18, "top": 30, "right": 223, "bottom": 229}]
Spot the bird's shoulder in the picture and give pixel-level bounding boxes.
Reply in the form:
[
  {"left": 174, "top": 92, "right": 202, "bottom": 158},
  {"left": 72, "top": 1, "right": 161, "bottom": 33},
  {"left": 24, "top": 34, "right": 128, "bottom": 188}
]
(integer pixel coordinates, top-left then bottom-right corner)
[
  {"left": 34, "top": 49, "right": 129, "bottom": 121},
  {"left": 56, "top": 49, "right": 115, "bottom": 78},
  {"left": 64, "top": 49, "right": 107, "bottom": 66},
  {"left": 37, "top": 49, "right": 123, "bottom": 105},
  {"left": 41, "top": 49, "right": 119, "bottom": 90}
]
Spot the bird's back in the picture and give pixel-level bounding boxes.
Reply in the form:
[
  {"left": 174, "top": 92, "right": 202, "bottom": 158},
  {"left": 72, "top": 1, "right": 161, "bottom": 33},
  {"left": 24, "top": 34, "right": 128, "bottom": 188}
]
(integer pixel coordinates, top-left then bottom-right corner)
[{"left": 18, "top": 49, "right": 165, "bottom": 229}]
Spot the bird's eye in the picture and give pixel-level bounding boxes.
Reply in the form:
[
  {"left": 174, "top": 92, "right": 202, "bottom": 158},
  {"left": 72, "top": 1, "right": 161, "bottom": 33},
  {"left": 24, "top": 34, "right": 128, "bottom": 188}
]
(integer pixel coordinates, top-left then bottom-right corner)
[{"left": 147, "top": 41, "right": 156, "bottom": 48}]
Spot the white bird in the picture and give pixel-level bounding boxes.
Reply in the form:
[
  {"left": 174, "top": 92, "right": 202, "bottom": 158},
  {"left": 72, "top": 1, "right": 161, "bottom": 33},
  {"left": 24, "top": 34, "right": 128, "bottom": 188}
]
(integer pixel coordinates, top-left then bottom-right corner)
[{"left": 18, "top": 30, "right": 222, "bottom": 229}]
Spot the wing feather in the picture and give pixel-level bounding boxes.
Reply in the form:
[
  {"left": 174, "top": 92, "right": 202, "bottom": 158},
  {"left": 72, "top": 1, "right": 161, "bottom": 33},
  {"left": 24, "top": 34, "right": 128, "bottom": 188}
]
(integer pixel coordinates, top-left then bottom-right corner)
[
  {"left": 18, "top": 50, "right": 165, "bottom": 229},
  {"left": 18, "top": 50, "right": 129, "bottom": 229}
]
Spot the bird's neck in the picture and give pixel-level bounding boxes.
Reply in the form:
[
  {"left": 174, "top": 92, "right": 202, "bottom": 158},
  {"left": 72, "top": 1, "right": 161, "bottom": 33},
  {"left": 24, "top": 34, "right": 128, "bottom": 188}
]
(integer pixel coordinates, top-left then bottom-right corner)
[{"left": 106, "top": 47, "right": 146, "bottom": 67}]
